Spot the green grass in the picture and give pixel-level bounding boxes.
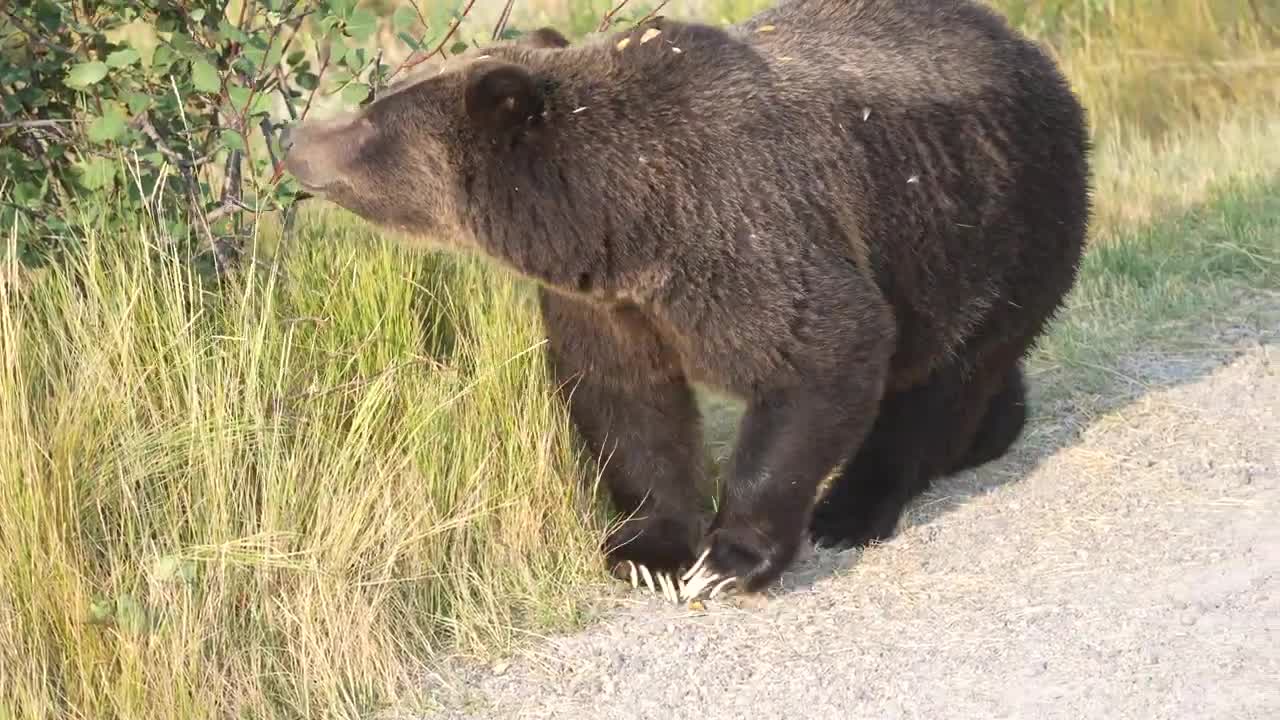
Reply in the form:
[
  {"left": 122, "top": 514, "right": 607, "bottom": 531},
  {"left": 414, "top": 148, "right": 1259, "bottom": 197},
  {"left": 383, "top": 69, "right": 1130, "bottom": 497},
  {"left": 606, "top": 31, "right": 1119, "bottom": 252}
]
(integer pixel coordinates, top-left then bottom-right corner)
[
  {"left": 1, "top": 220, "right": 613, "bottom": 718},
  {"left": 4, "top": 1, "right": 1280, "bottom": 719}
]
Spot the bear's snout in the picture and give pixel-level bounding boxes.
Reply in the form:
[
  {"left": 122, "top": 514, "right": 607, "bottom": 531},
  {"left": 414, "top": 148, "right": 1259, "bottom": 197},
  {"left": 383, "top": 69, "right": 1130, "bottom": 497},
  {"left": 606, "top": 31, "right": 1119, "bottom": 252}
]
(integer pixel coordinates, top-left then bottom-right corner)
[{"left": 281, "top": 114, "right": 375, "bottom": 193}]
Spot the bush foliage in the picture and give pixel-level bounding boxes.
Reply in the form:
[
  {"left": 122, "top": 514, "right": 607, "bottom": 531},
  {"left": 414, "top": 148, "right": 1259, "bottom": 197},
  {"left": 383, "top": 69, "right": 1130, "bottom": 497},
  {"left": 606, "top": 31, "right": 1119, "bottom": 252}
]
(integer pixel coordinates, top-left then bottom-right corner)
[{"left": 0, "top": 0, "right": 540, "bottom": 270}]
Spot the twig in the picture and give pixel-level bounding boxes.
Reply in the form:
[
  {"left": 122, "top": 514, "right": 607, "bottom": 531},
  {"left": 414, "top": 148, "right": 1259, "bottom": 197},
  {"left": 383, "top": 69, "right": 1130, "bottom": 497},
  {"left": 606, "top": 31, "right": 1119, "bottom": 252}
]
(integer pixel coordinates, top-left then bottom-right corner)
[
  {"left": 492, "top": 0, "right": 517, "bottom": 41},
  {"left": 0, "top": 200, "right": 39, "bottom": 218},
  {"left": 635, "top": 0, "right": 671, "bottom": 26},
  {"left": 1, "top": 9, "right": 75, "bottom": 55},
  {"left": 0, "top": 119, "right": 76, "bottom": 130},
  {"left": 222, "top": 150, "right": 242, "bottom": 208},
  {"left": 597, "top": 0, "right": 632, "bottom": 32},
  {"left": 297, "top": 37, "right": 332, "bottom": 122},
  {"left": 387, "top": 0, "right": 478, "bottom": 82},
  {"left": 131, "top": 112, "right": 197, "bottom": 170}
]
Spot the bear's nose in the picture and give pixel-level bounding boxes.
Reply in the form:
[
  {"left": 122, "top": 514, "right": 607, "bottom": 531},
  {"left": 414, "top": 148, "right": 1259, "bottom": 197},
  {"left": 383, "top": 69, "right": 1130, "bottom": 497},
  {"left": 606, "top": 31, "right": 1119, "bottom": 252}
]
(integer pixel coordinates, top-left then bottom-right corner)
[
  {"left": 281, "top": 115, "right": 374, "bottom": 193},
  {"left": 282, "top": 125, "right": 327, "bottom": 191},
  {"left": 278, "top": 123, "right": 296, "bottom": 154}
]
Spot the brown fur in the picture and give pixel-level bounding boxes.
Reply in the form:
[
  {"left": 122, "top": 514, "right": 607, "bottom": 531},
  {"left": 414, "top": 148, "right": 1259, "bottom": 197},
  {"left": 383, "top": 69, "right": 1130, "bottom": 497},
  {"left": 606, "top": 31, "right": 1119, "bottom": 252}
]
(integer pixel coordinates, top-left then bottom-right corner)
[{"left": 283, "top": 0, "right": 1091, "bottom": 593}]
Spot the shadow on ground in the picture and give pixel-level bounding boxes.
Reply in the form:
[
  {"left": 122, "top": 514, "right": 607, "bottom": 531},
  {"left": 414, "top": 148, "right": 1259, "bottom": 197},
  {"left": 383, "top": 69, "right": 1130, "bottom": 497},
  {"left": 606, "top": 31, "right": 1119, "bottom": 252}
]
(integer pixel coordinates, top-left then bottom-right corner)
[{"left": 692, "top": 177, "right": 1280, "bottom": 598}]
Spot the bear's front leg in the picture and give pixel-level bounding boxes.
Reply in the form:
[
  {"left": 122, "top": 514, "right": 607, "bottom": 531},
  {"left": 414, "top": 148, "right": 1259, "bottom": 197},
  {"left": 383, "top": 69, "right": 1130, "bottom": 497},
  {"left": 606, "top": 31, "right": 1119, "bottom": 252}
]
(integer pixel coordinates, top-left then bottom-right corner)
[
  {"left": 678, "top": 381, "right": 883, "bottom": 601},
  {"left": 539, "top": 289, "right": 709, "bottom": 602},
  {"left": 677, "top": 277, "right": 895, "bottom": 602}
]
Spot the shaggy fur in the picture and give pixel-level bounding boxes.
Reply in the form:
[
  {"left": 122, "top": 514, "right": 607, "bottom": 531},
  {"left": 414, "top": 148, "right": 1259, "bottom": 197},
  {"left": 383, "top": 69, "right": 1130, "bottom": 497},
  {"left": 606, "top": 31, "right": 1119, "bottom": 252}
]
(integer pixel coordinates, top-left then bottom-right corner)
[{"left": 283, "top": 0, "right": 1091, "bottom": 594}]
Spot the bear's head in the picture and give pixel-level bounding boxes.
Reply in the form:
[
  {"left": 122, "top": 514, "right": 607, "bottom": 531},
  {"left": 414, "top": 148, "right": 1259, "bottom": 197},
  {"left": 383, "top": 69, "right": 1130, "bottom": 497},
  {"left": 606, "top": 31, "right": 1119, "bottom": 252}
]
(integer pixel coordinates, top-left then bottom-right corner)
[{"left": 282, "top": 26, "right": 570, "bottom": 242}]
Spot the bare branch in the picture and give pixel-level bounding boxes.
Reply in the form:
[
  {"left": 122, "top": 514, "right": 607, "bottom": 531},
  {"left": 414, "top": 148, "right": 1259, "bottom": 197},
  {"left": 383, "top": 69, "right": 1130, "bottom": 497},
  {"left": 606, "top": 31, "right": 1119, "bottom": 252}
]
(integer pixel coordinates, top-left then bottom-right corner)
[
  {"left": 492, "top": 0, "right": 516, "bottom": 41},
  {"left": 387, "top": 0, "right": 478, "bottom": 82},
  {"left": 598, "top": 0, "right": 632, "bottom": 33},
  {"left": 0, "top": 119, "right": 76, "bottom": 130},
  {"left": 297, "top": 37, "right": 333, "bottom": 122},
  {"left": 131, "top": 113, "right": 192, "bottom": 168},
  {"left": 636, "top": 0, "right": 672, "bottom": 26},
  {"left": 259, "top": 117, "right": 281, "bottom": 169}
]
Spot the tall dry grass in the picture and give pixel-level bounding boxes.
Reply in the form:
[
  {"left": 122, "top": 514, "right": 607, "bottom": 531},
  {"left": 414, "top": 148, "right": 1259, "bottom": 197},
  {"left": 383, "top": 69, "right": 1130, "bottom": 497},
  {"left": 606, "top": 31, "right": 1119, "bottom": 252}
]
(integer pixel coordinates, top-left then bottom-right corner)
[{"left": 1, "top": 215, "right": 610, "bottom": 718}]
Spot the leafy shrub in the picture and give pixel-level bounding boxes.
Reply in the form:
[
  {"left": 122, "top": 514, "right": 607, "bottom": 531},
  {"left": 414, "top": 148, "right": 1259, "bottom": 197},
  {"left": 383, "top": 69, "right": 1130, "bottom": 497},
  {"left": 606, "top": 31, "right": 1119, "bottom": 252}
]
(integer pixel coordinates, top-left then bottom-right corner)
[{"left": 0, "top": 0, "right": 524, "bottom": 271}]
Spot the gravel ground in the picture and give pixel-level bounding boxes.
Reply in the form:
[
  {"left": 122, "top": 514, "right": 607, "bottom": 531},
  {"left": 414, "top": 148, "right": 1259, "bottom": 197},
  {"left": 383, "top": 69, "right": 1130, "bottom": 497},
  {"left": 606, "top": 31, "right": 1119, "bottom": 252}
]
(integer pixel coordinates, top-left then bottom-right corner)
[{"left": 422, "top": 312, "right": 1279, "bottom": 720}]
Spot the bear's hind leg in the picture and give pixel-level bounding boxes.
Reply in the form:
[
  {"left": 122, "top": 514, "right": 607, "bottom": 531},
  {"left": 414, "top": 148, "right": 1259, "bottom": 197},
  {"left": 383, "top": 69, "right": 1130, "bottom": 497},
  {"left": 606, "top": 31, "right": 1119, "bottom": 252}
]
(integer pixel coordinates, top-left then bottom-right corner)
[
  {"left": 947, "top": 362, "right": 1027, "bottom": 474},
  {"left": 809, "top": 359, "right": 1008, "bottom": 549},
  {"left": 539, "top": 290, "right": 707, "bottom": 601}
]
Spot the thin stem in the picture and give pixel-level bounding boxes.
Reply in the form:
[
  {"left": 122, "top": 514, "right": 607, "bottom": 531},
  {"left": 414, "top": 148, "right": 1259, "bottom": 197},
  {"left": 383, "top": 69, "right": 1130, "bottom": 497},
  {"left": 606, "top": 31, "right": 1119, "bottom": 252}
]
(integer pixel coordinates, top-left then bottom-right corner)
[
  {"left": 597, "top": 0, "right": 632, "bottom": 32},
  {"left": 492, "top": 0, "right": 516, "bottom": 41},
  {"left": 387, "top": 0, "right": 478, "bottom": 82}
]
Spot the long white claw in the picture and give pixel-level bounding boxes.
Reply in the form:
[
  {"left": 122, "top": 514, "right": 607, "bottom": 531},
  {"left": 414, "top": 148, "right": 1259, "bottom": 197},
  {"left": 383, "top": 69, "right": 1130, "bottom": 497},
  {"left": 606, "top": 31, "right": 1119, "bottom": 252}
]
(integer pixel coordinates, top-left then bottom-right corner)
[
  {"left": 709, "top": 576, "right": 738, "bottom": 600},
  {"left": 638, "top": 564, "right": 657, "bottom": 594},
  {"left": 657, "top": 573, "right": 678, "bottom": 604},
  {"left": 680, "top": 567, "right": 722, "bottom": 602},
  {"left": 628, "top": 561, "right": 638, "bottom": 589},
  {"left": 682, "top": 548, "right": 712, "bottom": 583}
]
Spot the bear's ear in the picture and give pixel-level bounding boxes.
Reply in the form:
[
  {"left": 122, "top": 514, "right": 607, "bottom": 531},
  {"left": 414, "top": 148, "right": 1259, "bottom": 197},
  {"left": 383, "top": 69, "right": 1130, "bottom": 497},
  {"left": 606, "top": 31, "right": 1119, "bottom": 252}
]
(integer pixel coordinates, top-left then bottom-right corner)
[
  {"left": 522, "top": 27, "right": 570, "bottom": 49},
  {"left": 464, "top": 62, "right": 544, "bottom": 136}
]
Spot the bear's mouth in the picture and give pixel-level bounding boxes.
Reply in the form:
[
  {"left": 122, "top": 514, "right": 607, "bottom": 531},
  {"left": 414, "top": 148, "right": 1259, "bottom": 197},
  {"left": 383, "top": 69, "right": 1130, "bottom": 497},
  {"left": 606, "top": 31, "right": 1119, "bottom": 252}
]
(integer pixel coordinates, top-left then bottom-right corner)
[{"left": 280, "top": 116, "right": 373, "bottom": 198}]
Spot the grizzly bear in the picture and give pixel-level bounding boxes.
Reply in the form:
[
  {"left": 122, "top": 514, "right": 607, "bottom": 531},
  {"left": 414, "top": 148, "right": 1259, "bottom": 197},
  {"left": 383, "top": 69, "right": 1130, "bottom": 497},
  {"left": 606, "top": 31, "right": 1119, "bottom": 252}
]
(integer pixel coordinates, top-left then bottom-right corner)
[{"left": 283, "top": 0, "right": 1091, "bottom": 603}]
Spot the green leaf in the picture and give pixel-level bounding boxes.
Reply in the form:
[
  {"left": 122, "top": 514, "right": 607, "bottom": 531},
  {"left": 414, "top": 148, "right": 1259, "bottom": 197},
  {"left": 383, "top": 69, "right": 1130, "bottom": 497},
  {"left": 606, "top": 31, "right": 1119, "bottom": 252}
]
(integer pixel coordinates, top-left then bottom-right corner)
[
  {"left": 397, "top": 31, "right": 424, "bottom": 52},
  {"left": 151, "top": 45, "right": 176, "bottom": 73},
  {"left": 152, "top": 556, "right": 181, "bottom": 581},
  {"left": 286, "top": 50, "right": 306, "bottom": 66},
  {"left": 449, "top": 41, "right": 469, "bottom": 56},
  {"left": 168, "top": 32, "right": 204, "bottom": 59},
  {"left": 152, "top": 556, "right": 198, "bottom": 584},
  {"left": 114, "top": 595, "right": 149, "bottom": 635},
  {"left": 393, "top": 4, "right": 418, "bottom": 32},
  {"left": 264, "top": 37, "right": 286, "bottom": 70},
  {"left": 87, "top": 599, "right": 115, "bottom": 625},
  {"left": 341, "top": 82, "right": 370, "bottom": 106},
  {"left": 88, "top": 107, "right": 128, "bottom": 144},
  {"left": 106, "top": 48, "right": 141, "bottom": 68},
  {"left": 191, "top": 59, "right": 220, "bottom": 93},
  {"left": 77, "top": 157, "right": 116, "bottom": 190},
  {"left": 328, "top": 67, "right": 354, "bottom": 86},
  {"left": 65, "top": 61, "right": 109, "bottom": 89},
  {"left": 220, "top": 129, "right": 246, "bottom": 152},
  {"left": 328, "top": 36, "right": 348, "bottom": 65},
  {"left": 238, "top": 47, "right": 263, "bottom": 76},
  {"left": 346, "top": 9, "right": 378, "bottom": 41},
  {"left": 190, "top": 8, "right": 206, "bottom": 22},
  {"left": 227, "top": 86, "right": 272, "bottom": 118},
  {"left": 331, "top": 0, "right": 358, "bottom": 19},
  {"left": 218, "top": 19, "right": 249, "bottom": 45},
  {"left": 127, "top": 92, "right": 153, "bottom": 115}
]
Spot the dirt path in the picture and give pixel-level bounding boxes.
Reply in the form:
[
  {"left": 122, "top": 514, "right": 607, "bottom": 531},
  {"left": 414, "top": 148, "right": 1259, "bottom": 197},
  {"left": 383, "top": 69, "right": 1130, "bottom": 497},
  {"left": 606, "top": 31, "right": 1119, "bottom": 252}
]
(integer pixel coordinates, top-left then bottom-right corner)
[{"left": 424, "top": 308, "right": 1279, "bottom": 719}]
